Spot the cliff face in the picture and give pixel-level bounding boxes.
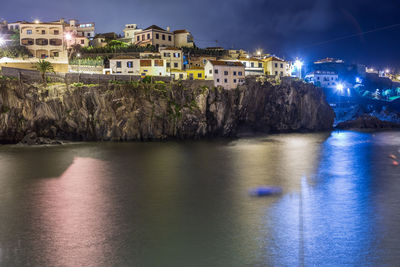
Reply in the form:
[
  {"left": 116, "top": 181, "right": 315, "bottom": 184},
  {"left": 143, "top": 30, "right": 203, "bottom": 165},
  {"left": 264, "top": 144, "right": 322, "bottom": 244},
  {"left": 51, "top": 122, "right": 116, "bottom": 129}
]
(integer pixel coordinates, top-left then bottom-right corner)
[{"left": 0, "top": 78, "right": 334, "bottom": 143}]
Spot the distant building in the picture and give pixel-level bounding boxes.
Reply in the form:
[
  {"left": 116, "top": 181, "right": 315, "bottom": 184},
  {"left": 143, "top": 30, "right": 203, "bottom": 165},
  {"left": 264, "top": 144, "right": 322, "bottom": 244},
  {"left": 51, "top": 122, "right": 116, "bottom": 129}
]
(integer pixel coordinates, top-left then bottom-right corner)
[
  {"left": 92, "top": 32, "right": 118, "bottom": 48},
  {"left": 314, "top": 58, "right": 344, "bottom": 64},
  {"left": 123, "top": 24, "right": 143, "bottom": 44},
  {"left": 135, "top": 25, "right": 174, "bottom": 49},
  {"left": 160, "top": 47, "right": 183, "bottom": 72},
  {"left": 263, "top": 56, "right": 290, "bottom": 77},
  {"left": 224, "top": 57, "right": 264, "bottom": 76},
  {"left": 173, "top": 29, "right": 194, "bottom": 48},
  {"left": 205, "top": 60, "right": 245, "bottom": 89},
  {"left": 19, "top": 20, "right": 68, "bottom": 62},
  {"left": 304, "top": 70, "right": 339, "bottom": 89},
  {"left": 187, "top": 56, "right": 217, "bottom": 69},
  {"left": 64, "top": 19, "right": 95, "bottom": 48},
  {"left": 109, "top": 55, "right": 167, "bottom": 77}
]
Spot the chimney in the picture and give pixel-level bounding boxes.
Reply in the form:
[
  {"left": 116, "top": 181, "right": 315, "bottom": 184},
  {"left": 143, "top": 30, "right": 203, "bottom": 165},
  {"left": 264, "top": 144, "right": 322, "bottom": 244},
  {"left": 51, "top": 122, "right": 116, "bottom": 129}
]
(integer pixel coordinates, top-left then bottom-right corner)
[{"left": 167, "top": 26, "right": 170, "bottom": 32}]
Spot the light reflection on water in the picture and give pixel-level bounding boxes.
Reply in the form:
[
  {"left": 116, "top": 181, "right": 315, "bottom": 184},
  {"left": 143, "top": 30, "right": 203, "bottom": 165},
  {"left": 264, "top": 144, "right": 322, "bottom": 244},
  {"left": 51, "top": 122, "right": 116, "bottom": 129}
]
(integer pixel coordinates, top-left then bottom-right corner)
[{"left": 0, "top": 131, "right": 399, "bottom": 266}]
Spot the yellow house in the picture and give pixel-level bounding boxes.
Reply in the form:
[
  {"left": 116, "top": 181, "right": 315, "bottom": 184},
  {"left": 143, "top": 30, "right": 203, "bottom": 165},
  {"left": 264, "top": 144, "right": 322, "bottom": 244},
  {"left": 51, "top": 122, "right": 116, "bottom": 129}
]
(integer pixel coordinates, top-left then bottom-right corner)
[
  {"left": 171, "top": 69, "right": 187, "bottom": 80},
  {"left": 186, "top": 68, "right": 205, "bottom": 80}
]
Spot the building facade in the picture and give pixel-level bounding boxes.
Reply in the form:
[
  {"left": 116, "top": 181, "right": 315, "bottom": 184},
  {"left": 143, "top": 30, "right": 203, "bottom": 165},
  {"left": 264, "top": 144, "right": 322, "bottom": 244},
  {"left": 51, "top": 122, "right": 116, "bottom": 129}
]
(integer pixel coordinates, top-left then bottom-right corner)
[
  {"left": 205, "top": 60, "right": 245, "bottom": 89},
  {"left": 135, "top": 25, "right": 174, "bottom": 49},
  {"left": 160, "top": 47, "right": 183, "bottom": 72},
  {"left": 109, "top": 56, "right": 167, "bottom": 76},
  {"left": 263, "top": 56, "right": 290, "bottom": 77},
  {"left": 19, "top": 21, "right": 67, "bottom": 62},
  {"left": 173, "top": 30, "right": 194, "bottom": 48},
  {"left": 64, "top": 19, "right": 95, "bottom": 48},
  {"left": 224, "top": 57, "right": 264, "bottom": 76},
  {"left": 123, "top": 24, "right": 143, "bottom": 44},
  {"left": 304, "top": 70, "right": 339, "bottom": 89}
]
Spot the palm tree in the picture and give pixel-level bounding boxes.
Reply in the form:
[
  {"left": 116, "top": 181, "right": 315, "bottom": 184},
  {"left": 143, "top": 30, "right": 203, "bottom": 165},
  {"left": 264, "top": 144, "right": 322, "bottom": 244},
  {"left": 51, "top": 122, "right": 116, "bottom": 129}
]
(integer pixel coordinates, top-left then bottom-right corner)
[{"left": 36, "top": 60, "right": 54, "bottom": 84}]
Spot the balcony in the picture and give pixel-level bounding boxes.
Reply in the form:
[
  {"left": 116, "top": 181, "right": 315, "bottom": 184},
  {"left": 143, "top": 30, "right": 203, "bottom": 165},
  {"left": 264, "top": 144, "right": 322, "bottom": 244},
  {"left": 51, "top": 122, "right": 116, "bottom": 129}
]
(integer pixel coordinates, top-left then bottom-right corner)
[{"left": 36, "top": 38, "right": 49, "bottom": 46}]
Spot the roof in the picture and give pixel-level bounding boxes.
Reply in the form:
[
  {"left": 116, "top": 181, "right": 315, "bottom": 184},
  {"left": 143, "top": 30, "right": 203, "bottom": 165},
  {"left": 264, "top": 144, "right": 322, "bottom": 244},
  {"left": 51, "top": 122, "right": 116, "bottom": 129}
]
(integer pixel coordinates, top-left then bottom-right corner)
[
  {"left": 144, "top": 25, "right": 167, "bottom": 31},
  {"left": 111, "top": 55, "right": 138, "bottom": 60},
  {"left": 161, "top": 47, "right": 181, "bottom": 51},
  {"left": 173, "top": 29, "right": 189, "bottom": 34},
  {"left": 264, "top": 56, "right": 285, "bottom": 62},
  {"left": 94, "top": 32, "right": 117, "bottom": 39},
  {"left": 238, "top": 57, "right": 263, "bottom": 62},
  {"left": 209, "top": 60, "right": 244, "bottom": 67}
]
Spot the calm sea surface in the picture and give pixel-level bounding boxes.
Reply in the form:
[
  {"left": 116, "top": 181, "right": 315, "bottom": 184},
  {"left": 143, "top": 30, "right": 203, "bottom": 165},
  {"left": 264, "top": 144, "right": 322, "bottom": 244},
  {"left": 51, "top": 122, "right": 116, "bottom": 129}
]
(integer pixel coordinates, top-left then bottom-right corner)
[{"left": 0, "top": 130, "right": 399, "bottom": 266}]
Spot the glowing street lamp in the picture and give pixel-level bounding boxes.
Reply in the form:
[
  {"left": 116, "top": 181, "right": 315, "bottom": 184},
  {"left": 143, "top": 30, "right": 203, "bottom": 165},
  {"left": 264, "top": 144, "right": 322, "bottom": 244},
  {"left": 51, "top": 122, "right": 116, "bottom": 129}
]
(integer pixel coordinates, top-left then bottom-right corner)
[
  {"left": 294, "top": 59, "right": 303, "bottom": 79},
  {"left": 336, "top": 83, "right": 344, "bottom": 92},
  {"left": 34, "top": 19, "right": 40, "bottom": 24},
  {"left": 65, "top": 33, "right": 72, "bottom": 41}
]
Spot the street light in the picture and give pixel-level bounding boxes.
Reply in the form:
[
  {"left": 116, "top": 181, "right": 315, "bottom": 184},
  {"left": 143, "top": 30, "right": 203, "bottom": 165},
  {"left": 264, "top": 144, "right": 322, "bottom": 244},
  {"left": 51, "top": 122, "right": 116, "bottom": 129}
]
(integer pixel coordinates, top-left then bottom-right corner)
[
  {"left": 336, "top": 83, "right": 344, "bottom": 92},
  {"left": 65, "top": 33, "right": 72, "bottom": 41},
  {"left": 34, "top": 19, "right": 40, "bottom": 24},
  {"left": 294, "top": 59, "right": 303, "bottom": 79}
]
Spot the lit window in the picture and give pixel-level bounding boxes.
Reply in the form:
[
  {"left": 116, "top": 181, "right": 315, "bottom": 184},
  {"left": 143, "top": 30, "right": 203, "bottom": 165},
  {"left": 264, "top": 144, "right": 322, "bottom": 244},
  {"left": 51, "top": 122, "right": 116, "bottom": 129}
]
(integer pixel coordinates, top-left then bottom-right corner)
[{"left": 127, "top": 61, "right": 133, "bottom": 68}]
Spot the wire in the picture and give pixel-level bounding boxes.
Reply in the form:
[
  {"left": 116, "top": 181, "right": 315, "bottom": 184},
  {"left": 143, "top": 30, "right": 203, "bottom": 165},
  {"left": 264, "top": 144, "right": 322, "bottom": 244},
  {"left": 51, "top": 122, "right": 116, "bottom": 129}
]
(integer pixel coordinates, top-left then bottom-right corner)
[{"left": 303, "top": 23, "right": 400, "bottom": 48}]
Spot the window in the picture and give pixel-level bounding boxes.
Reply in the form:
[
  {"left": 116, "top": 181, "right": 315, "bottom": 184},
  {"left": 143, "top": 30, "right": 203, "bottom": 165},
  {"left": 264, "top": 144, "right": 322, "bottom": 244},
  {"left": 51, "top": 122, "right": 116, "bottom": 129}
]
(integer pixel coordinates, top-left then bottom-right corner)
[
  {"left": 280, "top": 63, "right": 283, "bottom": 68},
  {"left": 258, "top": 63, "right": 262, "bottom": 68},
  {"left": 280, "top": 71, "right": 283, "bottom": 76},
  {"left": 209, "top": 70, "right": 212, "bottom": 74},
  {"left": 127, "top": 61, "right": 133, "bottom": 68},
  {"left": 154, "top": 60, "right": 163, "bottom": 67},
  {"left": 27, "top": 30, "right": 32, "bottom": 34},
  {"left": 251, "top": 62, "right": 254, "bottom": 67},
  {"left": 174, "top": 53, "right": 180, "bottom": 58},
  {"left": 80, "top": 39, "right": 84, "bottom": 44},
  {"left": 275, "top": 71, "right": 278, "bottom": 75},
  {"left": 137, "top": 36, "right": 140, "bottom": 41},
  {"left": 164, "top": 52, "right": 170, "bottom": 57},
  {"left": 198, "top": 73, "right": 202, "bottom": 78},
  {"left": 224, "top": 79, "right": 228, "bottom": 83},
  {"left": 128, "top": 71, "right": 133, "bottom": 73},
  {"left": 317, "top": 77, "right": 320, "bottom": 80},
  {"left": 162, "top": 34, "right": 165, "bottom": 40},
  {"left": 146, "top": 34, "right": 150, "bottom": 39},
  {"left": 215, "top": 69, "right": 218, "bottom": 74},
  {"left": 179, "top": 74, "right": 184, "bottom": 79},
  {"left": 166, "top": 62, "right": 171, "bottom": 68},
  {"left": 233, "top": 71, "right": 237, "bottom": 76},
  {"left": 238, "top": 72, "right": 243, "bottom": 76},
  {"left": 174, "top": 63, "right": 178, "bottom": 68},
  {"left": 116, "top": 61, "right": 122, "bottom": 68},
  {"left": 41, "top": 30, "right": 45, "bottom": 34},
  {"left": 156, "top": 33, "right": 159, "bottom": 39},
  {"left": 275, "top": 63, "right": 278, "bottom": 68},
  {"left": 224, "top": 71, "right": 228, "bottom": 75},
  {"left": 10, "top": 26, "right": 14, "bottom": 30},
  {"left": 216, "top": 78, "right": 220, "bottom": 83},
  {"left": 233, "top": 79, "right": 237, "bottom": 83},
  {"left": 168, "top": 36, "right": 172, "bottom": 41},
  {"left": 53, "top": 52, "right": 59, "bottom": 57},
  {"left": 54, "top": 30, "right": 59, "bottom": 35}
]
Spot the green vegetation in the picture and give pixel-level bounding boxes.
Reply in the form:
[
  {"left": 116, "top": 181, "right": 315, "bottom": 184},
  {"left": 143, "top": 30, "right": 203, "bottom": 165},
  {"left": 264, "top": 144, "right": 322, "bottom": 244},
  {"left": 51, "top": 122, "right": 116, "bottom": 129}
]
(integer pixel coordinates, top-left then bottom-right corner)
[
  {"left": 36, "top": 60, "right": 54, "bottom": 84},
  {"left": 0, "top": 30, "right": 32, "bottom": 58},
  {"left": 73, "top": 44, "right": 157, "bottom": 57},
  {"left": 182, "top": 46, "right": 228, "bottom": 57},
  {"left": 70, "top": 56, "right": 104, "bottom": 67}
]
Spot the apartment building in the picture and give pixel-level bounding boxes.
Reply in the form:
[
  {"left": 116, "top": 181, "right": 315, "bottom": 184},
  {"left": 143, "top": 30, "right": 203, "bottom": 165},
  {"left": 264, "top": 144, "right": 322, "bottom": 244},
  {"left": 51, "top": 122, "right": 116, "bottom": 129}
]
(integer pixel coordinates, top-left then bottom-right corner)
[
  {"left": 123, "top": 24, "right": 143, "bottom": 44},
  {"left": 224, "top": 57, "right": 264, "bottom": 76},
  {"left": 64, "top": 19, "right": 95, "bottom": 48},
  {"left": 135, "top": 25, "right": 174, "bottom": 49},
  {"left": 304, "top": 70, "right": 339, "bottom": 89},
  {"left": 263, "top": 56, "right": 290, "bottom": 77},
  {"left": 109, "top": 56, "right": 167, "bottom": 76},
  {"left": 205, "top": 60, "right": 245, "bottom": 89},
  {"left": 160, "top": 47, "right": 183, "bottom": 72},
  {"left": 19, "top": 21, "right": 67, "bottom": 62}
]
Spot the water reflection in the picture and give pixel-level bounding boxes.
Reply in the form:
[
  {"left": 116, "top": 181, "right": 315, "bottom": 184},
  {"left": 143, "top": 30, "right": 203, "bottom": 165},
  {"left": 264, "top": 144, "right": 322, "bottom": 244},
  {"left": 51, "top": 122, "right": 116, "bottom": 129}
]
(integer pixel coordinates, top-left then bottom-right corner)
[{"left": 0, "top": 131, "right": 399, "bottom": 266}]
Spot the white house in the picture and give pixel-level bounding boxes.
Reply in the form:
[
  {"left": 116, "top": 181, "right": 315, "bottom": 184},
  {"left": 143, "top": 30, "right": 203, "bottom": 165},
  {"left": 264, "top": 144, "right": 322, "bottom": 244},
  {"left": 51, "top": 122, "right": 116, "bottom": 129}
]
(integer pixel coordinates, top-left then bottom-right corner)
[
  {"left": 205, "top": 60, "right": 245, "bottom": 90},
  {"left": 123, "top": 24, "right": 143, "bottom": 44},
  {"left": 223, "top": 57, "right": 264, "bottom": 76},
  {"left": 305, "top": 70, "right": 339, "bottom": 89}
]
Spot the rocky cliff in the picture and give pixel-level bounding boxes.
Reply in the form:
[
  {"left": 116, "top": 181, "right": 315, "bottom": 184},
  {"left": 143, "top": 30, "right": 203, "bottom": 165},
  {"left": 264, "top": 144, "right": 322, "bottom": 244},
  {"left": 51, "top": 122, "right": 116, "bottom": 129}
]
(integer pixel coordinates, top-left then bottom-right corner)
[{"left": 0, "top": 78, "right": 334, "bottom": 143}]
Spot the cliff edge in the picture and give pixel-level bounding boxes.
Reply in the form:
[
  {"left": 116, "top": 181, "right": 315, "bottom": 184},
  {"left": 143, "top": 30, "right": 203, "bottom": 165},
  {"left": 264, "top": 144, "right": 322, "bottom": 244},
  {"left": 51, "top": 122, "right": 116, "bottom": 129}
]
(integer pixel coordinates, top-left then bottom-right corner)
[{"left": 0, "top": 78, "right": 334, "bottom": 143}]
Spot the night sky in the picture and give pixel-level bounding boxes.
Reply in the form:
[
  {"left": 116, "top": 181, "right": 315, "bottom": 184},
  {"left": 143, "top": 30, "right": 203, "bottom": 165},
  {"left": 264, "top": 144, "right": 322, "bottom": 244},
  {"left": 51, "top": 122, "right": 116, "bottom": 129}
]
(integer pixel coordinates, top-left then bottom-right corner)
[{"left": 2, "top": 0, "right": 400, "bottom": 68}]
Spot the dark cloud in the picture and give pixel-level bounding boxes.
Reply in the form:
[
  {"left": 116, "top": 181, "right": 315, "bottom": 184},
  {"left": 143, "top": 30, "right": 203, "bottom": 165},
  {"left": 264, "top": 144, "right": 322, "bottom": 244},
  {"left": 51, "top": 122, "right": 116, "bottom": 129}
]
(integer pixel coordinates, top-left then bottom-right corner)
[{"left": 2, "top": 0, "right": 400, "bottom": 68}]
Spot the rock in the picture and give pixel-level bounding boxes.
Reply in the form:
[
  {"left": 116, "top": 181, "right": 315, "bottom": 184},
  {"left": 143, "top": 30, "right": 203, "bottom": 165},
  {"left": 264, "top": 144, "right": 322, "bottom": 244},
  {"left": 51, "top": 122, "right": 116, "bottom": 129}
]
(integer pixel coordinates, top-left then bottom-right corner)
[
  {"left": 19, "top": 132, "right": 63, "bottom": 145},
  {"left": 0, "top": 78, "right": 334, "bottom": 143},
  {"left": 336, "top": 115, "right": 400, "bottom": 130}
]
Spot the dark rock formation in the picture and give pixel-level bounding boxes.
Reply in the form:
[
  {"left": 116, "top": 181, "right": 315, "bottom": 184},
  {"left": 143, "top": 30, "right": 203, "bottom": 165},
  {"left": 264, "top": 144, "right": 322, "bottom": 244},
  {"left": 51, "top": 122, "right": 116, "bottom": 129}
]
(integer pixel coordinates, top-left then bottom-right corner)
[
  {"left": 18, "top": 132, "right": 63, "bottom": 145},
  {"left": 0, "top": 78, "right": 334, "bottom": 143},
  {"left": 336, "top": 115, "right": 400, "bottom": 130}
]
